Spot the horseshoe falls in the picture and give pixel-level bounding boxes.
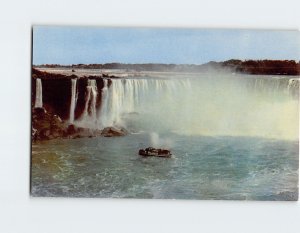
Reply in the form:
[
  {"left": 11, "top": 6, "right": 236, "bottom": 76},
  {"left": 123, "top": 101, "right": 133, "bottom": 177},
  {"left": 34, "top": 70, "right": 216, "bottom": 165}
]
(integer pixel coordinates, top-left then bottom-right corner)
[{"left": 73, "top": 74, "right": 299, "bottom": 141}]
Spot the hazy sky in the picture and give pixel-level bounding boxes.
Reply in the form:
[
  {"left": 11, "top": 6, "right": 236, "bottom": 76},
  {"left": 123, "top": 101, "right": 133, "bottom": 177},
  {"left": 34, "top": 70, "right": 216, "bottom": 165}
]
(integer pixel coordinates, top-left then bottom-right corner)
[{"left": 32, "top": 26, "right": 300, "bottom": 65}]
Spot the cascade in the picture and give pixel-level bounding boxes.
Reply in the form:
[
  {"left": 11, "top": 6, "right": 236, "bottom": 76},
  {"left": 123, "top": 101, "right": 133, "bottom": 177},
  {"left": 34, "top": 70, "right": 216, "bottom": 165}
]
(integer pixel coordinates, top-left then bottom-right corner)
[
  {"left": 34, "top": 78, "right": 43, "bottom": 108},
  {"left": 251, "top": 76, "right": 300, "bottom": 97},
  {"left": 287, "top": 78, "right": 300, "bottom": 97},
  {"left": 81, "top": 79, "right": 98, "bottom": 127},
  {"left": 69, "top": 79, "right": 77, "bottom": 123},
  {"left": 98, "top": 79, "right": 109, "bottom": 128},
  {"left": 95, "top": 78, "right": 190, "bottom": 129},
  {"left": 34, "top": 73, "right": 299, "bottom": 140}
]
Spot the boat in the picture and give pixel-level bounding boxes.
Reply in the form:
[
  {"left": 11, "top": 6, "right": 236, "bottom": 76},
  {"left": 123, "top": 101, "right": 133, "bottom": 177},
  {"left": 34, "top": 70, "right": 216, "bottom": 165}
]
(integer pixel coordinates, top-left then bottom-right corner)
[{"left": 138, "top": 147, "right": 172, "bottom": 158}]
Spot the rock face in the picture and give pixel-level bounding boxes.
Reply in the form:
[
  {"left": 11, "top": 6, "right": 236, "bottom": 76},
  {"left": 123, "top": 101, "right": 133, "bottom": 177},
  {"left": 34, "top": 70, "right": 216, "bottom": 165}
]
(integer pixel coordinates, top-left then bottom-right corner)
[
  {"left": 64, "top": 124, "right": 102, "bottom": 139},
  {"left": 32, "top": 108, "right": 65, "bottom": 140},
  {"left": 32, "top": 68, "right": 105, "bottom": 121}
]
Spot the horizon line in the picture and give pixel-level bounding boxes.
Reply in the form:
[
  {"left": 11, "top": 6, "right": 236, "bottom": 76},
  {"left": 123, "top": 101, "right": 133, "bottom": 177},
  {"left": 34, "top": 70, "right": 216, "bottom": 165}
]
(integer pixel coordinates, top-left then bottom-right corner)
[{"left": 32, "top": 59, "right": 300, "bottom": 66}]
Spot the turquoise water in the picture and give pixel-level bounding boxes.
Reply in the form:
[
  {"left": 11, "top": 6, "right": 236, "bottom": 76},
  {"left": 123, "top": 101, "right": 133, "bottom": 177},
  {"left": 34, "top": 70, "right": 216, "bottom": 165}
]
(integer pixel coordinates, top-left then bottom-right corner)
[{"left": 31, "top": 133, "right": 298, "bottom": 200}]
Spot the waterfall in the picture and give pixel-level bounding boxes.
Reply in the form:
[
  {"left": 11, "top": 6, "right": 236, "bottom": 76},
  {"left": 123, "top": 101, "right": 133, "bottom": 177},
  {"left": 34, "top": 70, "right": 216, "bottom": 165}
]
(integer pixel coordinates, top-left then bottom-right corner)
[
  {"left": 80, "top": 79, "right": 98, "bottom": 127},
  {"left": 69, "top": 79, "right": 77, "bottom": 124},
  {"left": 94, "top": 78, "right": 190, "bottom": 130},
  {"left": 287, "top": 78, "right": 300, "bottom": 97},
  {"left": 98, "top": 79, "right": 109, "bottom": 128},
  {"left": 251, "top": 76, "right": 299, "bottom": 98},
  {"left": 73, "top": 75, "right": 298, "bottom": 140},
  {"left": 34, "top": 78, "right": 43, "bottom": 108}
]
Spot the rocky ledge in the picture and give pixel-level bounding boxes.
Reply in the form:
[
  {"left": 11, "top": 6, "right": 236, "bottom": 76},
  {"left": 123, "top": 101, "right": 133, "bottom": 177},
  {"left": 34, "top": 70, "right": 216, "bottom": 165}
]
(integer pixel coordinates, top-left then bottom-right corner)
[{"left": 32, "top": 107, "right": 127, "bottom": 141}]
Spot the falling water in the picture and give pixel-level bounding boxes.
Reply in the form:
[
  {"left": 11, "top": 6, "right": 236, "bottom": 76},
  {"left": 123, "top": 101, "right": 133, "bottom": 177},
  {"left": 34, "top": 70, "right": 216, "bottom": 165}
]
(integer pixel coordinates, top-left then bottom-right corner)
[
  {"left": 34, "top": 78, "right": 43, "bottom": 108},
  {"left": 80, "top": 79, "right": 98, "bottom": 127},
  {"left": 287, "top": 78, "right": 300, "bottom": 98},
  {"left": 75, "top": 75, "right": 298, "bottom": 140},
  {"left": 98, "top": 79, "right": 109, "bottom": 128},
  {"left": 69, "top": 79, "right": 77, "bottom": 123},
  {"left": 94, "top": 78, "right": 191, "bottom": 129}
]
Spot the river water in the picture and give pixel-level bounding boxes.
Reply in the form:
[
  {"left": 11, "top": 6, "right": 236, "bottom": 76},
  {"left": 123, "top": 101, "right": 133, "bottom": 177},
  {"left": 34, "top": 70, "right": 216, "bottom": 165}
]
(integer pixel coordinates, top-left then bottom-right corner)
[{"left": 31, "top": 134, "right": 298, "bottom": 200}]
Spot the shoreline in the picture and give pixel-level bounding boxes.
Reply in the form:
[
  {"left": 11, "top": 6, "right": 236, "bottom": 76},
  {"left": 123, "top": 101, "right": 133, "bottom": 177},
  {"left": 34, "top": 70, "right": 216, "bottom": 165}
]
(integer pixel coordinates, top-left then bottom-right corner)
[{"left": 33, "top": 59, "right": 300, "bottom": 76}]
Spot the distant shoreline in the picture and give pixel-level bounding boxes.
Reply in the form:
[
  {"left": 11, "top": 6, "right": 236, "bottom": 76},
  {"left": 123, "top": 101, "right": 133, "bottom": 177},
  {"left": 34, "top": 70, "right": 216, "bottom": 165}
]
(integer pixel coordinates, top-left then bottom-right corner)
[{"left": 33, "top": 59, "right": 300, "bottom": 76}]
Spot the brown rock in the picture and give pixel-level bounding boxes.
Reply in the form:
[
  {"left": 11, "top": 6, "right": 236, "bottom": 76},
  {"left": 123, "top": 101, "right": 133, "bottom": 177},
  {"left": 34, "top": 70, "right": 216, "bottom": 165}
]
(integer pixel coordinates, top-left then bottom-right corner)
[{"left": 101, "top": 127, "right": 128, "bottom": 137}]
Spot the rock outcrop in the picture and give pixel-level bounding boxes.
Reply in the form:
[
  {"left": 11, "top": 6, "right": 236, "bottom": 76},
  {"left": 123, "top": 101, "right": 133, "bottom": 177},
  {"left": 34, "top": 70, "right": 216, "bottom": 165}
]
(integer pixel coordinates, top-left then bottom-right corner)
[
  {"left": 101, "top": 127, "right": 128, "bottom": 137},
  {"left": 31, "top": 108, "right": 127, "bottom": 141},
  {"left": 64, "top": 124, "right": 102, "bottom": 139},
  {"left": 32, "top": 107, "right": 65, "bottom": 140}
]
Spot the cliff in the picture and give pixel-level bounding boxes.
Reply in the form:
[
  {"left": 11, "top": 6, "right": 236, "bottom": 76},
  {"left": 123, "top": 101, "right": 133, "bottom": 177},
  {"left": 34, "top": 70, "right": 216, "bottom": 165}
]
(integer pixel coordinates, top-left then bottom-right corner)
[{"left": 32, "top": 68, "right": 106, "bottom": 120}]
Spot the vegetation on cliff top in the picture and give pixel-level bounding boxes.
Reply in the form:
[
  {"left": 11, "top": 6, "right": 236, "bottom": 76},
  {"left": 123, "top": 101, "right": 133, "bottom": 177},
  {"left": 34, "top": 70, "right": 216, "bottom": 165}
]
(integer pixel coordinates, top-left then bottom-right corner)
[{"left": 34, "top": 59, "right": 300, "bottom": 75}]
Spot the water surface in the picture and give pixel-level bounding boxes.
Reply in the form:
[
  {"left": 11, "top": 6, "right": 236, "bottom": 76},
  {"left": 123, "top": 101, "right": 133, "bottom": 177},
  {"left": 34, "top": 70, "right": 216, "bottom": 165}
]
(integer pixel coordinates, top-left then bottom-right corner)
[{"left": 31, "top": 134, "right": 298, "bottom": 200}]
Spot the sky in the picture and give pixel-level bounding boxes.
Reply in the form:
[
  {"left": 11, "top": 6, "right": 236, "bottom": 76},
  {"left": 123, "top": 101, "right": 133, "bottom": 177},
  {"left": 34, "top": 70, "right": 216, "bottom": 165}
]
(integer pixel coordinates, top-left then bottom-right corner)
[{"left": 32, "top": 26, "right": 300, "bottom": 65}]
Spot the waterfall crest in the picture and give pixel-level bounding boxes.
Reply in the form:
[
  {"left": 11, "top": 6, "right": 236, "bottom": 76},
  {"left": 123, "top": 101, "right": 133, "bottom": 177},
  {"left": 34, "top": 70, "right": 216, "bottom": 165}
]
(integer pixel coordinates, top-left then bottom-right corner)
[{"left": 34, "top": 78, "right": 43, "bottom": 108}]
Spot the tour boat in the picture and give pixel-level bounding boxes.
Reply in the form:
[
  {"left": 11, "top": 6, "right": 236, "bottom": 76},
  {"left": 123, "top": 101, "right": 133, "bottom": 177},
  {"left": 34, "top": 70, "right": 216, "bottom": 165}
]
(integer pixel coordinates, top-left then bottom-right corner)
[{"left": 138, "top": 147, "right": 172, "bottom": 158}]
